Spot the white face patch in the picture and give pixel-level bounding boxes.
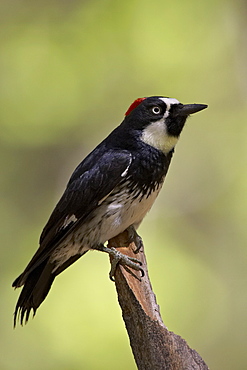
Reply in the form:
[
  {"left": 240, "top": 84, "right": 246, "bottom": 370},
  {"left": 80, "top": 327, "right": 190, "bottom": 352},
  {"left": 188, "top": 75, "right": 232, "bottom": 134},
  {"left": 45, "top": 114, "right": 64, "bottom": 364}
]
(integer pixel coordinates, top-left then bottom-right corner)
[
  {"left": 140, "top": 97, "right": 181, "bottom": 153},
  {"left": 141, "top": 118, "right": 179, "bottom": 154}
]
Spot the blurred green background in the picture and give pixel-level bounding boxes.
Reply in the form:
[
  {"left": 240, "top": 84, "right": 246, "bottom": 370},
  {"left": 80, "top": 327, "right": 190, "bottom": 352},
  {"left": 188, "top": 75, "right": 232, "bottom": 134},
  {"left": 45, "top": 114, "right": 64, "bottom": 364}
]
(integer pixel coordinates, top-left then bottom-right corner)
[{"left": 1, "top": 0, "right": 246, "bottom": 369}]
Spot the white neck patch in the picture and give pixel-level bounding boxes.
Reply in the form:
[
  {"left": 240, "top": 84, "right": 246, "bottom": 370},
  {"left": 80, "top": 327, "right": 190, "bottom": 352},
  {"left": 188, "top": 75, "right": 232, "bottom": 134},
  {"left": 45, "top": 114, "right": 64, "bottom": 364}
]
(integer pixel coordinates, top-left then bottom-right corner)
[
  {"left": 140, "top": 97, "right": 180, "bottom": 154},
  {"left": 140, "top": 118, "right": 179, "bottom": 154}
]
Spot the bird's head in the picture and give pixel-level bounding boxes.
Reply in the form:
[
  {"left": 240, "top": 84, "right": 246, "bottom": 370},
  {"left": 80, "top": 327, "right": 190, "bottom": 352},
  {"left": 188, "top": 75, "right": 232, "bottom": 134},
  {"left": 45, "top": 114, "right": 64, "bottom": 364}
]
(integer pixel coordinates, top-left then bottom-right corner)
[{"left": 123, "top": 96, "right": 207, "bottom": 154}]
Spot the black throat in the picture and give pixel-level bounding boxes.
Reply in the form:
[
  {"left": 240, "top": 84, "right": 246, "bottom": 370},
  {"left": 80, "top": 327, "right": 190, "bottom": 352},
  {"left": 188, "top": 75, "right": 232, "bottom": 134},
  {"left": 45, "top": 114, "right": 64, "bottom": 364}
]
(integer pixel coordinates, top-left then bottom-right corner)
[{"left": 124, "top": 144, "right": 174, "bottom": 199}]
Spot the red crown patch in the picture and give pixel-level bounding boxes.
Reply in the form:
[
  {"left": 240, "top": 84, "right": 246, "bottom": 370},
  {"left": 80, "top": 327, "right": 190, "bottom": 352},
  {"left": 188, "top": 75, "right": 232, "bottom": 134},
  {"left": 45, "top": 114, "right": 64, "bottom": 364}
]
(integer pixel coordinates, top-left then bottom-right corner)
[{"left": 125, "top": 97, "right": 146, "bottom": 116}]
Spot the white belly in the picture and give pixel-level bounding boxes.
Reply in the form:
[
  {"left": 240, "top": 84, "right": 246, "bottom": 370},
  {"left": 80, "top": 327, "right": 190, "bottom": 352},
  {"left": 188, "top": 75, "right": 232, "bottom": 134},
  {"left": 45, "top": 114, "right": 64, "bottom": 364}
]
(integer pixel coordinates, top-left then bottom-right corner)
[
  {"left": 51, "top": 185, "right": 162, "bottom": 268},
  {"left": 100, "top": 187, "right": 161, "bottom": 242},
  {"left": 75, "top": 184, "right": 163, "bottom": 249}
]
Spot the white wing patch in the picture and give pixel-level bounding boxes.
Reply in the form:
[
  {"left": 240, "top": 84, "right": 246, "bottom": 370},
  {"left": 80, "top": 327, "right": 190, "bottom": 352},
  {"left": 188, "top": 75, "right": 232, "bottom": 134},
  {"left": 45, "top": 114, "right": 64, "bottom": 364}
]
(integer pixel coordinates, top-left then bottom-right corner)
[
  {"left": 62, "top": 214, "right": 78, "bottom": 228},
  {"left": 98, "top": 154, "right": 132, "bottom": 206},
  {"left": 121, "top": 154, "right": 132, "bottom": 177}
]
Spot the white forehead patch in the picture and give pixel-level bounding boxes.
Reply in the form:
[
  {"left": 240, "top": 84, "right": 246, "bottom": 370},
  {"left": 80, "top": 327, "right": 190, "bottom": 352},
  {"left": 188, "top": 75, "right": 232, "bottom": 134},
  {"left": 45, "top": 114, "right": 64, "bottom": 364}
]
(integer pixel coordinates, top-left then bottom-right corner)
[
  {"left": 159, "top": 97, "right": 180, "bottom": 107},
  {"left": 159, "top": 97, "right": 180, "bottom": 117}
]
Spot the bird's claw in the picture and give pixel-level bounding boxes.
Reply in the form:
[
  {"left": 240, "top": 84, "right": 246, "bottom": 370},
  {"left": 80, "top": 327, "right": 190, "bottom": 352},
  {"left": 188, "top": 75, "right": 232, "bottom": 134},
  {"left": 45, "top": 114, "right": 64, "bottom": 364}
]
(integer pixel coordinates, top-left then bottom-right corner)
[
  {"left": 108, "top": 248, "right": 144, "bottom": 281},
  {"left": 126, "top": 226, "right": 144, "bottom": 254},
  {"left": 93, "top": 244, "right": 144, "bottom": 281}
]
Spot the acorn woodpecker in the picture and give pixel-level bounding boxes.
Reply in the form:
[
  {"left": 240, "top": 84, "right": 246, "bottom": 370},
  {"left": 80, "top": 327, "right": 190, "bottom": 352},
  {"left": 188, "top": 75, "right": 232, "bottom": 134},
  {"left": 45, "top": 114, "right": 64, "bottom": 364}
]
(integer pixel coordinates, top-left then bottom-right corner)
[{"left": 12, "top": 96, "right": 207, "bottom": 326}]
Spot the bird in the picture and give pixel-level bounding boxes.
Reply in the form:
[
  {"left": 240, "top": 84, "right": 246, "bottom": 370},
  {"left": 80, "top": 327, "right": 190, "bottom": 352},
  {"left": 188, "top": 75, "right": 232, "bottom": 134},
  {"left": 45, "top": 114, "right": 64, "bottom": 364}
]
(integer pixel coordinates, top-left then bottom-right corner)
[{"left": 12, "top": 96, "right": 207, "bottom": 326}]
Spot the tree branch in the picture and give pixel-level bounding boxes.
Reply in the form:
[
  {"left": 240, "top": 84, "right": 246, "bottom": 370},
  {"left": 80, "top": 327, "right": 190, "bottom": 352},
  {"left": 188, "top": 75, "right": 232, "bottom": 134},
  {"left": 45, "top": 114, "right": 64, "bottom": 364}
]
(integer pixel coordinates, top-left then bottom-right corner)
[{"left": 108, "top": 231, "right": 209, "bottom": 370}]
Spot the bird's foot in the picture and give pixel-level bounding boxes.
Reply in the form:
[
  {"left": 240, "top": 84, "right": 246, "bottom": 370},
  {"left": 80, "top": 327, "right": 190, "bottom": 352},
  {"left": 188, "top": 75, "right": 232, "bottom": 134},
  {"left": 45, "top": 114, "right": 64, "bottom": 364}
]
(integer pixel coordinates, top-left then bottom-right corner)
[
  {"left": 93, "top": 244, "right": 144, "bottom": 281},
  {"left": 126, "top": 225, "right": 144, "bottom": 254}
]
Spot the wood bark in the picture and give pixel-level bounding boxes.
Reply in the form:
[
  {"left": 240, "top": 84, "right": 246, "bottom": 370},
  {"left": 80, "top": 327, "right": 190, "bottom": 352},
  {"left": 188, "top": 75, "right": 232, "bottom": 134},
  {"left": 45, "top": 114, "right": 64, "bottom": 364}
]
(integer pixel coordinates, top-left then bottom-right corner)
[{"left": 108, "top": 231, "right": 209, "bottom": 370}]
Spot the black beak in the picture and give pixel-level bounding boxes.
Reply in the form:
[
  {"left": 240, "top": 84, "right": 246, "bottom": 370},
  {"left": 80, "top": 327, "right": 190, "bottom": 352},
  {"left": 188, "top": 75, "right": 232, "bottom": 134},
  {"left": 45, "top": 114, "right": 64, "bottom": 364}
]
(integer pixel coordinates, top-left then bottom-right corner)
[{"left": 179, "top": 103, "right": 208, "bottom": 116}]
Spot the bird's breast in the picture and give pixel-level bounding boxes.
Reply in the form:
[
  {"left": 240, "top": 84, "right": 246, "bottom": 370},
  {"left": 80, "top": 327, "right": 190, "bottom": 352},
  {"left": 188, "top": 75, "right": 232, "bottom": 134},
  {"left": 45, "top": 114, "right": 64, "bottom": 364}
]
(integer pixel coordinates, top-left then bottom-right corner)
[
  {"left": 51, "top": 180, "right": 164, "bottom": 267},
  {"left": 100, "top": 179, "right": 163, "bottom": 242}
]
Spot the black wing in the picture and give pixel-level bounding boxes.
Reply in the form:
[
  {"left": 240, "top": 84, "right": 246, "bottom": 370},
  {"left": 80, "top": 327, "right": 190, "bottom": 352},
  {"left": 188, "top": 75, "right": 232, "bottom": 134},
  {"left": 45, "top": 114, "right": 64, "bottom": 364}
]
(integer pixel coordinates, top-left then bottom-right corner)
[{"left": 13, "top": 147, "right": 132, "bottom": 287}]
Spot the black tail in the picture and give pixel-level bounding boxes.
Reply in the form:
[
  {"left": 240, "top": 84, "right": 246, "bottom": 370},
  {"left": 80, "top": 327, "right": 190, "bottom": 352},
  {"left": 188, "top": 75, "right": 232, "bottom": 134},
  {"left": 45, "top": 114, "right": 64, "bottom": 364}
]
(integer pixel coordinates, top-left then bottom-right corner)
[
  {"left": 13, "top": 260, "right": 55, "bottom": 327},
  {"left": 12, "top": 253, "right": 85, "bottom": 327}
]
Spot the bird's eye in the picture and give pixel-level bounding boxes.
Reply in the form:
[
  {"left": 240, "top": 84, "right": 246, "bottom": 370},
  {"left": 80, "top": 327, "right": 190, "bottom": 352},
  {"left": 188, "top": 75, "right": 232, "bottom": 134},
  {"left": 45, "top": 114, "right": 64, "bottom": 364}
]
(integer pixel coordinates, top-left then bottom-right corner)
[{"left": 151, "top": 106, "right": 161, "bottom": 115}]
